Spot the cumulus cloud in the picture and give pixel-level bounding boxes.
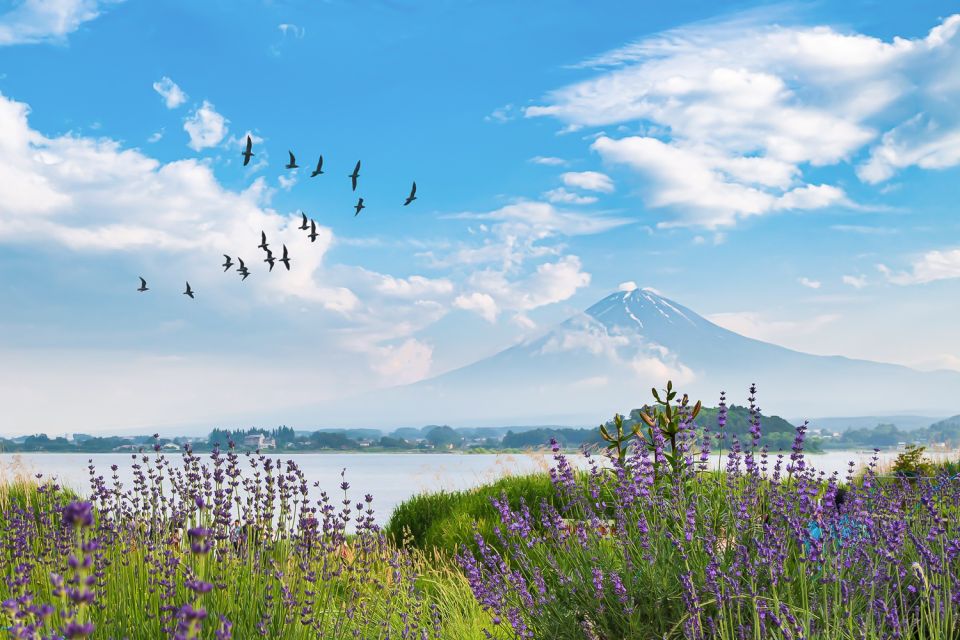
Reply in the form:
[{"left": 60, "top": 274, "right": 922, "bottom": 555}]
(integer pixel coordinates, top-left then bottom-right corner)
[
  {"left": 798, "top": 277, "right": 821, "bottom": 289},
  {"left": 561, "top": 171, "right": 614, "bottom": 193},
  {"left": 526, "top": 13, "right": 960, "bottom": 228},
  {"left": 454, "top": 292, "right": 499, "bottom": 323},
  {"left": 0, "top": 0, "right": 121, "bottom": 45},
  {"left": 152, "top": 76, "right": 187, "bottom": 109},
  {"left": 183, "top": 100, "right": 228, "bottom": 150},
  {"left": 877, "top": 248, "right": 960, "bottom": 285}
]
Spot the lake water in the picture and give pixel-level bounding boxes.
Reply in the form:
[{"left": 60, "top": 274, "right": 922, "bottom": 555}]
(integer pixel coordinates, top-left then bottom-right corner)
[{"left": 0, "top": 450, "right": 914, "bottom": 523}]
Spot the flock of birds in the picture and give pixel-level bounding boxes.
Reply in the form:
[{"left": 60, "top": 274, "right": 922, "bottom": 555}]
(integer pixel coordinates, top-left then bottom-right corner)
[{"left": 137, "top": 135, "right": 418, "bottom": 299}]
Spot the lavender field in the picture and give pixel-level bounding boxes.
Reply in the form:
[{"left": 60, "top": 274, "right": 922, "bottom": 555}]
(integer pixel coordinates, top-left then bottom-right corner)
[{"left": 2, "top": 385, "right": 959, "bottom": 639}]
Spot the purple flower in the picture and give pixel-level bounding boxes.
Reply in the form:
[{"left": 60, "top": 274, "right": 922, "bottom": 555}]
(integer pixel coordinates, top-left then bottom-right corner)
[{"left": 62, "top": 501, "right": 94, "bottom": 529}]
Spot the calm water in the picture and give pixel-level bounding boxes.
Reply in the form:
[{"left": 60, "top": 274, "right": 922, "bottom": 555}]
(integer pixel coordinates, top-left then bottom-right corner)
[{"left": 0, "top": 450, "right": 908, "bottom": 523}]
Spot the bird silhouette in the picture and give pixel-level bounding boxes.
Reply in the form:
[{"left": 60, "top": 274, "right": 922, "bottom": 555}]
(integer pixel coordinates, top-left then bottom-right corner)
[
  {"left": 264, "top": 248, "right": 276, "bottom": 271},
  {"left": 238, "top": 258, "right": 250, "bottom": 281},
  {"left": 258, "top": 231, "right": 270, "bottom": 251},
  {"left": 310, "top": 155, "right": 324, "bottom": 177},
  {"left": 242, "top": 135, "right": 254, "bottom": 166},
  {"left": 137, "top": 277, "right": 149, "bottom": 292},
  {"left": 309, "top": 219, "right": 318, "bottom": 242},
  {"left": 280, "top": 244, "right": 291, "bottom": 271},
  {"left": 298, "top": 212, "right": 309, "bottom": 230},
  {"left": 183, "top": 282, "right": 195, "bottom": 299},
  {"left": 354, "top": 197, "right": 365, "bottom": 217},
  {"left": 349, "top": 160, "right": 361, "bottom": 191},
  {"left": 404, "top": 181, "right": 417, "bottom": 206},
  {"left": 222, "top": 255, "right": 234, "bottom": 271},
  {"left": 285, "top": 151, "right": 298, "bottom": 170}
]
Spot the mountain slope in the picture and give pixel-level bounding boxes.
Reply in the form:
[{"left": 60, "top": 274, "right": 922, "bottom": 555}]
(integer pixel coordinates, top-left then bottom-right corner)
[{"left": 308, "top": 286, "right": 960, "bottom": 427}]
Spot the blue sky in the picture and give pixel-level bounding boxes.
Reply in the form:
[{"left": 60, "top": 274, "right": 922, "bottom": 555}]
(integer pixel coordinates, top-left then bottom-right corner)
[{"left": 1, "top": 0, "right": 959, "bottom": 433}]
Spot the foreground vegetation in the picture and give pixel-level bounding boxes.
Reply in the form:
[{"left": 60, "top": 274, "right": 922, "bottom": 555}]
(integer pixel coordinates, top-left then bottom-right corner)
[{"left": 3, "top": 383, "right": 959, "bottom": 639}]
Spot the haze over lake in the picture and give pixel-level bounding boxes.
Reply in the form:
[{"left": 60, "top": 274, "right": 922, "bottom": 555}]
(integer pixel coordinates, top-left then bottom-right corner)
[{"left": 0, "top": 450, "right": 906, "bottom": 523}]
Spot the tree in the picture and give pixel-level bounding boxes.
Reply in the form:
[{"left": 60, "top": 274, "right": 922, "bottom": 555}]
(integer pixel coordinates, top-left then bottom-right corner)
[{"left": 426, "top": 426, "right": 462, "bottom": 448}]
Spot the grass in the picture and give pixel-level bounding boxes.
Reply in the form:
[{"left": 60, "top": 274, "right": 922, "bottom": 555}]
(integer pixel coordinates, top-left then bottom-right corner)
[{"left": 386, "top": 473, "right": 560, "bottom": 554}]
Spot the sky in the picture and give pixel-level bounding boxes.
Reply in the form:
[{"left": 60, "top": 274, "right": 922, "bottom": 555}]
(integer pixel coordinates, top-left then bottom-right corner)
[{"left": 1, "top": 0, "right": 959, "bottom": 434}]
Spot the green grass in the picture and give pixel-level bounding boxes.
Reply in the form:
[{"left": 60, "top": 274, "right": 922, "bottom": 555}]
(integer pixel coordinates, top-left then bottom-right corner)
[{"left": 386, "top": 473, "right": 563, "bottom": 554}]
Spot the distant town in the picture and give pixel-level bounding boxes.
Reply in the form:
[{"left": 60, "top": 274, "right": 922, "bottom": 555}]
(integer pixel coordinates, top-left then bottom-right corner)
[{"left": 3, "top": 406, "right": 959, "bottom": 454}]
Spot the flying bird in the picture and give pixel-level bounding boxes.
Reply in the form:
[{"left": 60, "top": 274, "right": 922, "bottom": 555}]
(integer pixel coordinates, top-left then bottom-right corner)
[
  {"left": 183, "top": 282, "right": 195, "bottom": 299},
  {"left": 354, "top": 197, "right": 365, "bottom": 217},
  {"left": 404, "top": 181, "right": 417, "bottom": 206},
  {"left": 258, "top": 231, "right": 270, "bottom": 251},
  {"left": 348, "top": 160, "right": 361, "bottom": 191},
  {"left": 310, "top": 156, "right": 324, "bottom": 177},
  {"left": 308, "top": 219, "right": 318, "bottom": 243},
  {"left": 285, "top": 151, "right": 298, "bottom": 170},
  {"left": 264, "top": 249, "right": 276, "bottom": 271},
  {"left": 280, "top": 245, "right": 291, "bottom": 271},
  {"left": 238, "top": 258, "right": 250, "bottom": 281},
  {"left": 242, "top": 135, "right": 254, "bottom": 166},
  {"left": 298, "top": 212, "right": 309, "bottom": 230},
  {"left": 137, "top": 277, "right": 148, "bottom": 292},
  {"left": 222, "top": 255, "right": 234, "bottom": 271}
]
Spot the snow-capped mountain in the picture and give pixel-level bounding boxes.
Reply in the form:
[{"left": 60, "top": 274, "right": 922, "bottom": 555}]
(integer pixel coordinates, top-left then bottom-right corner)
[{"left": 311, "top": 286, "right": 960, "bottom": 427}]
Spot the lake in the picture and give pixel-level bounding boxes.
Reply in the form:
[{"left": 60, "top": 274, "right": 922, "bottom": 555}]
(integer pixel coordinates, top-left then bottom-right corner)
[{"left": 0, "top": 449, "right": 909, "bottom": 523}]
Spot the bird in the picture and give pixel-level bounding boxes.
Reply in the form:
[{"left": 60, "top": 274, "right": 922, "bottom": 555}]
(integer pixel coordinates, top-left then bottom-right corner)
[
  {"left": 404, "top": 181, "right": 417, "bottom": 206},
  {"left": 258, "top": 231, "right": 270, "bottom": 251},
  {"left": 137, "top": 277, "right": 149, "bottom": 292},
  {"left": 183, "top": 282, "right": 195, "bottom": 299},
  {"left": 310, "top": 156, "right": 324, "bottom": 177},
  {"left": 308, "top": 219, "right": 318, "bottom": 243},
  {"left": 237, "top": 258, "right": 250, "bottom": 281},
  {"left": 354, "top": 197, "right": 365, "bottom": 217},
  {"left": 242, "top": 135, "right": 254, "bottom": 166},
  {"left": 264, "top": 248, "right": 276, "bottom": 271},
  {"left": 222, "top": 255, "right": 234, "bottom": 271},
  {"left": 348, "top": 160, "right": 361, "bottom": 191},
  {"left": 298, "top": 212, "right": 309, "bottom": 230},
  {"left": 285, "top": 151, "right": 298, "bottom": 170},
  {"left": 280, "top": 244, "right": 291, "bottom": 271}
]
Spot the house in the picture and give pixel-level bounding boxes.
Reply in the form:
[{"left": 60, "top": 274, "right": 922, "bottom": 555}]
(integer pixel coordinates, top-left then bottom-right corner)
[{"left": 243, "top": 434, "right": 276, "bottom": 449}]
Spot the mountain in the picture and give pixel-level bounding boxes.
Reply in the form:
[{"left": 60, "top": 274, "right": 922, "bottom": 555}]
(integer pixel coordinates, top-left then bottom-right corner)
[{"left": 306, "top": 286, "right": 960, "bottom": 428}]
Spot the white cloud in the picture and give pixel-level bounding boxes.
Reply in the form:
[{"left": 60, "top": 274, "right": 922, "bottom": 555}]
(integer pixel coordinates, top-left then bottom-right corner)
[
  {"left": 842, "top": 274, "right": 868, "bottom": 289},
  {"left": 485, "top": 104, "right": 515, "bottom": 123},
  {"left": 618, "top": 281, "right": 638, "bottom": 292},
  {"left": 147, "top": 129, "right": 163, "bottom": 143},
  {"left": 706, "top": 311, "right": 840, "bottom": 344},
  {"left": 798, "top": 277, "right": 821, "bottom": 289},
  {"left": 183, "top": 100, "right": 228, "bottom": 151},
  {"left": 542, "top": 188, "right": 598, "bottom": 205},
  {"left": 527, "top": 13, "right": 960, "bottom": 228},
  {"left": 462, "top": 255, "right": 591, "bottom": 317},
  {"left": 152, "top": 76, "right": 187, "bottom": 109},
  {"left": 877, "top": 248, "right": 960, "bottom": 285},
  {"left": 529, "top": 156, "right": 567, "bottom": 166},
  {"left": 858, "top": 114, "right": 960, "bottom": 184},
  {"left": 561, "top": 170, "right": 614, "bottom": 193},
  {"left": 277, "top": 174, "right": 297, "bottom": 191},
  {"left": 372, "top": 273, "right": 454, "bottom": 298},
  {"left": 454, "top": 292, "right": 498, "bottom": 323},
  {"left": 370, "top": 339, "right": 433, "bottom": 385},
  {"left": 278, "top": 23, "right": 304, "bottom": 38},
  {"left": 0, "top": 0, "right": 120, "bottom": 45}
]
